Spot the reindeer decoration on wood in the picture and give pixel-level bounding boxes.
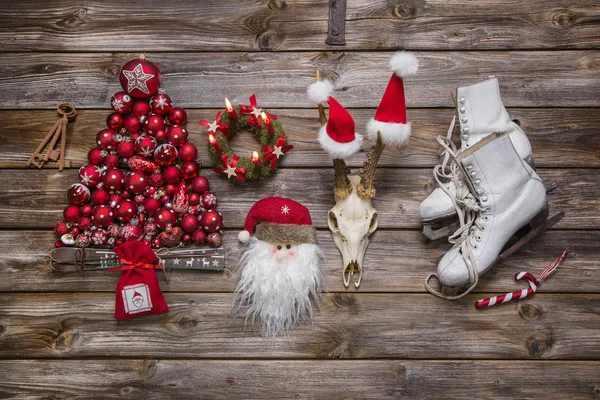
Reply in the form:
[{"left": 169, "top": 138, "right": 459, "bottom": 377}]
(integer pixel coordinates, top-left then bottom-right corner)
[{"left": 307, "top": 52, "right": 419, "bottom": 288}]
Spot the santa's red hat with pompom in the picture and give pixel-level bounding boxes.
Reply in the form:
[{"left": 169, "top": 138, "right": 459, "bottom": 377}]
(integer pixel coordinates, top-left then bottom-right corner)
[{"left": 238, "top": 197, "right": 317, "bottom": 244}]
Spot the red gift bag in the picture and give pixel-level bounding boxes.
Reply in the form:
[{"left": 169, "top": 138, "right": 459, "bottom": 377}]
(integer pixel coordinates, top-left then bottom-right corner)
[{"left": 111, "top": 242, "right": 168, "bottom": 320}]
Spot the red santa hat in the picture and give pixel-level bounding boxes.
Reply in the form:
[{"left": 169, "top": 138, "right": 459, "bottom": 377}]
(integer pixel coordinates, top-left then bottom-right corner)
[
  {"left": 366, "top": 51, "right": 419, "bottom": 145},
  {"left": 307, "top": 80, "right": 363, "bottom": 159},
  {"left": 238, "top": 197, "right": 317, "bottom": 244}
]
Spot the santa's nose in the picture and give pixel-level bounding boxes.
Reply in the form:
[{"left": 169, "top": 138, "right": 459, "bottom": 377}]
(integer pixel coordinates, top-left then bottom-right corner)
[{"left": 274, "top": 251, "right": 288, "bottom": 262}]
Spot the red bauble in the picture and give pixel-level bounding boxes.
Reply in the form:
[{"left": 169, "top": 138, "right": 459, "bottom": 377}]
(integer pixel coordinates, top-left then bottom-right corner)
[
  {"left": 106, "top": 112, "right": 124, "bottom": 130},
  {"left": 125, "top": 171, "right": 148, "bottom": 194},
  {"left": 181, "top": 214, "right": 199, "bottom": 233},
  {"left": 128, "top": 155, "right": 159, "bottom": 175},
  {"left": 145, "top": 186, "right": 157, "bottom": 197},
  {"left": 159, "top": 227, "right": 182, "bottom": 247},
  {"left": 151, "top": 238, "right": 161, "bottom": 248},
  {"left": 166, "top": 124, "right": 188, "bottom": 147},
  {"left": 201, "top": 192, "right": 218, "bottom": 209},
  {"left": 172, "top": 181, "right": 189, "bottom": 213},
  {"left": 149, "top": 173, "right": 164, "bottom": 187},
  {"left": 91, "top": 187, "right": 110, "bottom": 205},
  {"left": 75, "top": 234, "right": 91, "bottom": 248},
  {"left": 160, "top": 194, "right": 171, "bottom": 204},
  {"left": 134, "top": 194, "right": 145, "bottom": 204},
  {"left": 135, "top": 134, "right": 157, "bottom": 158},
  {"left": 154, "top": 129, "right": 167, "bottom": 142},
  {"left": 79, "top": 164, "right": 102, "bottom": 187},
  {"left": 124, "top": 114, "right": 142, "bottom": 133},
  {"left": 81, "top": 204, "right": 94, "bottom": 217},
  {"left": 154, "top": 143, "right": 178, "bottom": 167},
  {"left": 120, "top": 224, "right": 144, "bottom": 242},
  {"left": 150, "top": 92, "right": 172, "bottom": 116},
  {"left": 102, "top": 168, "right": 125, "bottom": 191},
  {"left": 119, "top": 57, "right": 162, "bottom": 99},
  {"left": 144, "top": 221, "right": 158, "bottom": 236},
  {"left": 116, "top": 199, "right": 137, "bottom": 223},
  {"left": 192, "top": 230, "right": 207, "bottom": 245},
  {"left": 190, "top": 176, "right": 209, "bottom": 194},
  {"left": 93, "top": 204, "right": 114, "bottom": 228},
  {"left": 54, "top": 221, "right": 69, "bottom": 236},
  {"left": 78, "top": 216, "right": 92, "bottom": 230},
  {"left": 181, "top": 161, "right": 199, "bottom": 180},
  {"left": 154, "top": 207, "right": 177, "bottom": 230},
  {"left": 87, "top": 148, "right": 106, "bottom": 165},
  {"left": 68, "top": 183, "right": 91, "bottom": 205},
  {"left": 104, "top": 153, "right": 119, "bottom": 168},
  {"left": 116, "top": 140, "right": 136, "bottom": 158},
  {"left": 63, "top": 205, "right": 81, "bottom": 223},
  {"left": 169, "top": 107, "right": 187, "bottom": 124},
  {"left": 70, "top": 227, "right": 80, "bottom": 237},
  {"left": 179, "top": 142, "right": 198, "bottom": 162},
  {"left": 96, "top": 129, "right": 118, "bottom": 151},
  {"left": 199, "top": 209, "right": 222, "bottom": 232},
  {"left": 107, "top": 224, "right": 121, "bottom": 239},
  {"left": 188, "top": 204, "right": 202, "bottom": 216},
  {"left": 163, "top": 166, "right": 181, "bottom": 184},
  {"left": 143, "top": 197, "right": 161, "bottom": 215},
  {"left": 132, "top": 100, "right": 151, "bottom": 118},
  {"left": 109, "top": 193, "right": 122, "bottom": 207},
  {"left": 207, "top": 232, "right": 223, "bottom": 248},
  {"left": 188, "top": 192, "right": 200, "bottom": 206},
  {"left": 91, "top": 229, "right": 108, "bottom": 246},
  {"left": 144, "top": 113, "right": 165, "bottom": 136},
  {"left": 181, "top": 234, "right": 193, "bottom": 245},
  {"left": 111, "top": 91, "right": 133, "bottom": 113}
]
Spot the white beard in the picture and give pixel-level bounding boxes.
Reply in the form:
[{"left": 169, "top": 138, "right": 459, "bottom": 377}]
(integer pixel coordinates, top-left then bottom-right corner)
[{"left": 234, "top": 237, "right": 324, "bottom": 337}]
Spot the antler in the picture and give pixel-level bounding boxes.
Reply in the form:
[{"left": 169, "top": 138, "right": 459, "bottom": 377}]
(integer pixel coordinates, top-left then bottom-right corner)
[{"left": 358, "top": 131, "right": 384, "bottom": 198}]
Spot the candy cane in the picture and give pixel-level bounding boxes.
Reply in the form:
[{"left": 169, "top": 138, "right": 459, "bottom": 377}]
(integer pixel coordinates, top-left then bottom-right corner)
[{"left": 476, "top": 249, "right": 568, "bottom": 309}]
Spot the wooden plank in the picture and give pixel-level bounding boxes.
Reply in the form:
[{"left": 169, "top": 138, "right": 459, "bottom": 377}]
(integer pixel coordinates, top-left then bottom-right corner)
[
  {"left": 1, "top": 292, "right": 598, "bottom": 359},
  {"left": 0, "top": 168, "right": 593, "bottom": 229},
  {"left": 0, "top": 1, "right": 598, "bottom": 51},
  {"left": 1, "top": 359, "right": 598, "bottom": 399},
  {"left": 3, "top": 108, "right": 600, "bottom": 169},
  {"left": 0, "top": 230, "right": 587, "bottom": 293},
  {"left": 0, "top": 52, "right": 598, "bottom": 109}
]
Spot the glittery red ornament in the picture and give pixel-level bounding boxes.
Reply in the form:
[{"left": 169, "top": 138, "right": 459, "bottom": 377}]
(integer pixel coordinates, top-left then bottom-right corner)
[
  {"left": 116, "top": 199, "right": 137, "bottom": 223},
  {"left": 54, "top": 221, "right": 69, "bottom": 236},
  {"left": 154, "top": 143, "right": 178, "bottom": 167},
  {"left": 111, "top": 91, "right": 133, "bottom": 113},
  {"left": 163, "top": 165, "right": 181, "bottom": 184},
  {"left": 154, "top": 207, "right": 177, "bottom": 230},
  {"left": 143, "top": 197, "right": 161, "bottom": 215},
  {"left": 181, "top": 234, "right": 193, "bottom": 245},
  {"left": 159, "top": 227, "right": 182, "bottom": 247},
  {"left": 134, "top": 194, "right": 145, "bottom": 204},
  {"left": 190, "top": 176, "right": 209, "bottom": 194},
  {"left": 104, "top": 153, "right": 120, "bottom": 168},
  {"left": 106, "top": 112, "right": 124, "bottom": 130},
  {"left": 144, "top": 221, "right": 158, "bottom": 236},
  {"left": 201, "top": 192, "right": 218, "bottom": 209},
  {"left": 120, "top": 224, "right": 144, "bottom": 241},
  {"left": 178, "top": 142, "right": 198, "bottom": 162},
  {"left": 135, "top": 134, "right": 157, "bottom": 158},
  {"left": 96, "top": 129, "right": 118, "bottom": 151},
  {"left": 124, "top": 114, "right": 142, "bottom": 133},
  {"left": 188, "top": 192, "right": 200, "bottom": 206},
  {"left": 149, "top": 173, "right": 164, "bottom": 187},
  {"left": 87, "top": 148, "right": 105, "bottom": 165},
  {"left": 144, "top": 113, "right": 165, "bottom": 136},
  {"left": 132, "top": 100, "right": 151, "bottom": 118},
  {"left": 90, "top": 229, "right": 108, "bottom": 246},
  {"left": 192, "top": 230, "right": 207, "bottom": 245},
  {"left": 75, "top": 234, "right": 91, "bottom": 248},
  {"left": 81, "top": 204, "right": 94, "bottom": 217},
  {"left": 172, "top": 182, "right": 189, "bottom": 213},
  {"left": 188, "top": 205, "right": 202, "bottom": 216},
  {"left": 166, "top": 124, "right": 188, "bottom": 147},
  {"left": 169, "top": 107, "right": 187, "bottom": 124},
  {"left": 116, "top": 140, "right": 136, "bottom": 158},
  {"left": 93, "top": 205, "right": 114, "bottom": 228},
  {"left": 121, "top": 190, "right": 131, "bottom": 199},
  {"left": 199, "top": 209, "right": 222, "bottom": 232},
  {"left": 78, "top": 164, "right": 102, "bottom": 187},
  {"left": 125, "top": 171, "right": 148, "bottom": 194},
  {"left": 91, "top": 187, "right": 110, "bottom": 205},
  {"left": 128, "top": 155, "right": 159, "bottom": 175},
  {"left": 181, "top": 214, "right": 199, "bottom": 233},
  {"left": 150, "top": 92, "right": 172, "bottom": 116},
  {"left": 109, "top": 193, "right": 122, "bottom": 208},
  {"left": 102, "top": 168, "right": 125, "bottom": 191},
  {"left": 136, "top": 211, "right": 146, "bottom": 226},
  {"left": 207, "top": 232, "right": 223, "bottom": 248},
  {"left": 107, "top": 224, "right": 121, "bottom": 239},
  {"left": 181, "top": 161, "right": 199, "bottom": 180},
  {"left": 119, "top": 57, "right": 161, "bottom": 99},
  {"left": 63, "top": 205, "right": 81, "bottom": 223},
  {"left": 78, "top": 216, "right": 92, "bottom": 230},
  {"left": 68, "top": 183, "right": 91, "bottom": 205}
]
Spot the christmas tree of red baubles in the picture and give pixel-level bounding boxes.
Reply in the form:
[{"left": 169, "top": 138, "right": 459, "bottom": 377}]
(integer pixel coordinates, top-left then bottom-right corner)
[{"left": 55, "top": 55, "right": 223, "bottom": 249}]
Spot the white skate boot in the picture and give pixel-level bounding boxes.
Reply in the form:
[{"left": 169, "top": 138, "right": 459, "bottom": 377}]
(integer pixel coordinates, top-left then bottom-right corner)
[
  {"left": 425, "top": 132, "right": 564, "bottom": 299},
  {"left": 420, "top": 77, "right": 554, "bottom": 240}
]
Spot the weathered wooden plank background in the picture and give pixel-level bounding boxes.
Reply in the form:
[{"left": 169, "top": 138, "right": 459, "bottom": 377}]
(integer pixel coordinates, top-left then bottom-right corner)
[{"left": 0, "top": 0, "right": 599, "bottom": 398}]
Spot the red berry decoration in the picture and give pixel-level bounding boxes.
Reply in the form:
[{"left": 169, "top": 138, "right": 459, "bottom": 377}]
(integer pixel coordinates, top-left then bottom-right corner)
[
  {"left": 116, "top": 199, "right": 137, "bottom": 223},
  {"left": 143, "top": 197, "right": 161, "bottom": 215},
  {"left": 150, "top": 92, "right": 172, "bottom": 116},
  {"left": 163, "top": 166, "right": 181, "bottom": 184},
  {"left": 68, "top": 183, "right": 91, "bottom": 205},
  {"left": 132, "top": 100, "right": 151, "bottom": 118},
  {"left": 201, "top": 192, "right": 217, "bottom": 209},
  {"left": 154, "top": 143, "right": 178, "bottom": 167},
  {"left": 169, "top": 107, "right": 187, "bottom": 124},
  {"left": 55, "top": 221, "right": 69, "bottom": 236},
  {"left": 181, "top": 214, "right": 199, "bottom": 233},
  {"left": 144, "top": 113, "right": 165, "bottom": 136},
  {"left": 154, "top": 207, "right": 177, "bottom": 230},
  {"left": 207, "top": 232, "right": 223, "bottom": 248},
  {"left": 63, "top": 205, "right": 81, "bottom": 223},
  {"left": 93, "top": 205, "right": 114, "bottom": 228},
  {"left": 199, "top": 209, "right": 222, "bottom": 232},
  {"left": 179, "top": 142, "right": 198, "bottom": 162},
  {"left": 124, "top": 114, "right": 142, "bottom": 133},
  {"left": 106, "top": 112, "right": 124, "bottom": 130},
  {"left": 192, "top": 230, "right": 207, "bottom": 245},
  {"left": 119, "top": 56, "right": 162, "bottom": 99},
  {"left": 181, "top": 161, "right": 199, "bottom": 180},
  {"left": 135, "top": 134, "right": 157, "bottom": 158},
  {"left": 117, "top": 140, "right": 136, "bottom": 158},
  {"left": 79, "top": 164, "right": 102, "bottom": 187},
  {"left": 102, "top": 168, "right": 125, "bottom": 191},
  {"left": 91, "top": 187, "right": 110, "bottom": 205},
  {"left": 166, "top": 124, "right": 188, "bottom": 147},
  {"left": 96, "top": 129, "right": 118, "bottom": 151},
  {"left": 88, "top": 148, "right": 105, "bottom": 165},
  {"left": 190, "top": 176, "right": 209, "bottom": 194},
  {"left": 111, "top": 91, "right": 132, "bottom": 113},
  {"left": 125, "top": 171, "right": 148, "bottom": 194}
]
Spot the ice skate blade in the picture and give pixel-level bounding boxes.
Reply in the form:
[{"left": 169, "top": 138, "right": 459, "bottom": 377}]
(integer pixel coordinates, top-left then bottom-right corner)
[
  {"left": 422, "top": 220, "right": 460, "bottom": 241},
  {"left": 544, "top": 181, "right": 557, "bottom": 193}
]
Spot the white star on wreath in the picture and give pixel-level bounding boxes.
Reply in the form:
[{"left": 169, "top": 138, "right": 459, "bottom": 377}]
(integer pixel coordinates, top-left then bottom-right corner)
[
  {"left": 251, "top": 107, "right": 263, "bottom": 118},
  {"left": 122, "top": 63, "right": 154, "bottom": 94},
  {"left": 272, "top": 146, "right": 284, "bottom": 159},
  {"left": 225, "top": 164, "right": 237, "bottom": 178},
  {"left": 281, "top": 205, "right": 290, "bottom": 215},
  {"left": 207, "top": 120, "right": 219, "bottom": 133}
]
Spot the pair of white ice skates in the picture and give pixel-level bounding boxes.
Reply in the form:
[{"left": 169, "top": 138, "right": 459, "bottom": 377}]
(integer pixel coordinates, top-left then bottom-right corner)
[{"left": 421, "top": 78, "right": 564, "bottom": 299}]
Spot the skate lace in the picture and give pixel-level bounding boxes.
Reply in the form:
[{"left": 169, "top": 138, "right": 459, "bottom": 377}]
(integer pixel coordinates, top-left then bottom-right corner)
[{"left": 432, "top": 116, "right": 457, "bottom": 188}]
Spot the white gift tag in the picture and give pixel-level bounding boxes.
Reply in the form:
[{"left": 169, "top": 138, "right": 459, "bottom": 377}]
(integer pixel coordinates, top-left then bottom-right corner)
[{"left": 122, "top": 283, "right": 153, "bottom": 314}]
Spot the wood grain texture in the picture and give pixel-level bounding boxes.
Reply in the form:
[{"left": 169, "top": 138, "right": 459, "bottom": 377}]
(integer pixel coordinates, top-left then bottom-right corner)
[
  {"left": 0, "top": 230, "right": 587, "bottom": 293},
  {"left": 0, "top": 168, "right": 592, "bottom": 229},
  {"left": 1, "top": 359, "right": 599, "bottom": 399},
  {"left": 0, "top": 0, "right": 598, "bottom": 51},
  {"left": 0, "top": 51, "right": 599, "bottom": 109},
  {"left": 3, "top": 108, "right": 600, "bottom": 169},
  {"left": 1, "top": 292, "right": 598, "bottom": 359}
]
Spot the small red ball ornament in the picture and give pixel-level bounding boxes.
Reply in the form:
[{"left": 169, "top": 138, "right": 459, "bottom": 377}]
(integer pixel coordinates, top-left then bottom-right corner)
[
  {"left": 192, "top": 230, "right": 207, "bottom": 245},
  {"left": 54, "top": 221, "right": 69, "bottom": 236},
  {"left": 207, "top": 232, "right": 223, "bottom": 248},
  {"left": 182, "top": 234, "right": 193, "bottom": 245},
  {"left": 109, "top": 193, "right": 122, "bottom": 207},
  {"left": 143, "top": 197, "right": 161, "bottom": 215},
  {"left": 75, "top": 234, "right": 91, "bottom": 248},
  {"left": 96, "top": 129, "right": 118, "bottom": 151},
  {"left": 154, "top": 143, "right": 178, "bottom": 167},
  {"left": 77, "top": 216, "right": 92, "bottom": 230},
  {"left": 144, "top": 113, "right": 165, "bottom": 136},
  {"left": 169, "top": 107, "right": 187, "bottom": 124},
  {"left": 179, "top": 142, "right": 198, "bottom": 162},
  {"left": 190, "top": 176, "right": 209, "bottom": 194},
  {"left": 181, "top": 214, "right": 199, "bottom": 233},
  {"left": 120, "top": 224, "right": 144, "bottom": 241},
  {"left": 154, "top": 129, "right": 167, "bottom": 142},
  {"left": 93, "top": 205, "right": 114, "bottom": 228},
  {"left": 116, "top": 199, "right": 137, "bottom": 223},
  {"left": 149, "top": 173, "right": 164, "bottom": 187},
  {"left": 104, "top": 153, "right": 120, "bottom": 168},
  {"left": 181, "top": 161, "right": 199, "bottom": 180},
  {"left": 68, "top": 183, "right": 91, "bottom": 205},
  {"left": 201, "top": 192, "right": 218, "bottom": 209},
  {"left": 166, "top": 124, "right": 188, "bottom": 147},
  {"left": 91, "top": 229, "right": 108, "bottom": 246},
  {"left": 154, "top": 207, "right": 177, "bottom": 230},
  {"left": 119, "top": 57, "right": 161, "bottom": 99},
  {"left": 79, "top": 164, "right": 102, "bottom": 187},
  {"left": 81, "top": 204, "right": 94, "bottom": 217},
  {"left": 106, "top": 112, "right": 124, "bottom": 130},
  {"left": 111, "top": 91, "right": 133, "bottom": 113},
  {"left": 63, "top": 205, "right": 81, "bottom": 223},
  {"left": 87, "top": 148, "right": 106, "bottom": 165},
  {"left": 102, "top": 168, "right": 125, "bottom": 191},
  {"left": 132, "top": 100, "right": 151, "bottom": 118},
  {"left": 124, "top": 114, "right": 142, "bottom": 133},
  {"left": 125, "top": 171, "right": 148, "bottom": 194},
  {"left": 150, "top": 92, "right": 172, "bottom": 116},
  {"left": 91, "top": 187, "right": 110, "bottom": 205},
  {"left": 188, "top": 192, "right": 200, "bottom": 206},
  {"left": 159, "top": 227, "right": 183, "bottom": 247},
  {"left": 107, "top": 224, "right": 121, "bottom": 239},
  {"left": 163, "top": 166, "right": 181, "bottom": 184},
  {"left": 116, "top": 140, "right": 136, "bottom": 158},
  {"left": 70, "top": 227, "right": 80, "bottom": 237},
  {"left": 199, "top": 209, "right": 222, "bottom": 232},
  {"left": 135, "top": 134, "right": 157, "bottom": 158},
  {"left": 144, "top": 221, "right": 159, "bottom": 236}
]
